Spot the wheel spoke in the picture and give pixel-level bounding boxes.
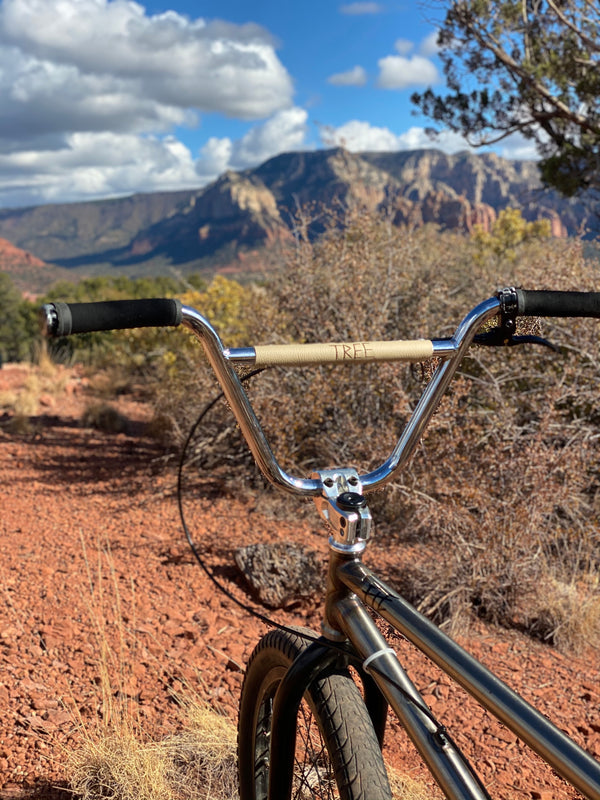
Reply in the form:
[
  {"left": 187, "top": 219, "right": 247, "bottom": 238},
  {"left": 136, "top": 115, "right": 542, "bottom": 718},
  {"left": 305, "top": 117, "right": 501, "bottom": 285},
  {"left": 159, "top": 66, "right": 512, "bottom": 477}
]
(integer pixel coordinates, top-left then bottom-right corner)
[{"left": 292, "top": 700, "right": 338, "bottom": 799}]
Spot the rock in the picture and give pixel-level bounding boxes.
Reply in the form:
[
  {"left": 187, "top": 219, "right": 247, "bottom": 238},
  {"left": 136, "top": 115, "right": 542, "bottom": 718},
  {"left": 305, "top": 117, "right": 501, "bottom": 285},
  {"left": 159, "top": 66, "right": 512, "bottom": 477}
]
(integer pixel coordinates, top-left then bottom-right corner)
[{"left": 234, "top": 543, "right": 324, "bottom": 608}]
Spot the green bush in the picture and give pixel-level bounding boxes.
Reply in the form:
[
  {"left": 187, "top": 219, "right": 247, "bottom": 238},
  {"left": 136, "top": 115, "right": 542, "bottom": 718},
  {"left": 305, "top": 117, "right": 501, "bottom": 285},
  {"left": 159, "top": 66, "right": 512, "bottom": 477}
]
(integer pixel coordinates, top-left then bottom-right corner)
[{"left": 0, "top": 272, "right": 39, "bottom": 362}]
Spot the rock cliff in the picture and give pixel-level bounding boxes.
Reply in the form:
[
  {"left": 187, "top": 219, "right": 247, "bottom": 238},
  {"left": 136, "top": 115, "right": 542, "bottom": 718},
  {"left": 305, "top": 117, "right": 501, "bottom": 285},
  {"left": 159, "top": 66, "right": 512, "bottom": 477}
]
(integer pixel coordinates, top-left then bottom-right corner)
[
  {"left": 0, "top": 238, "right": 72, "bottom": 295},
  {"left": 0, "top": 148, "right": 594, "bottom": 279}
]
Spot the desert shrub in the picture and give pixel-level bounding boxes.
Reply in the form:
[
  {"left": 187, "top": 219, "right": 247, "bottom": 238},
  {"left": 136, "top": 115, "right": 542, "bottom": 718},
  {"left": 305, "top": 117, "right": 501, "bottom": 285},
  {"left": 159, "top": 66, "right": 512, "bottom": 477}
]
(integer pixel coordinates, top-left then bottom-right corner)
[
  {"left": 374, "top": 232, "right": 600, "bottom": 650},
  {"left": 0, "top": 272, "right": 39, "bottom": 362},
  {"left": 82, "top": 402, "right": 130, "bottom": 433},
  {"left": 195, "top": 210, "right": 598, "bottom": 648},
  {"left": 64, "top": 208, "right": 598, "bottom": 651}
]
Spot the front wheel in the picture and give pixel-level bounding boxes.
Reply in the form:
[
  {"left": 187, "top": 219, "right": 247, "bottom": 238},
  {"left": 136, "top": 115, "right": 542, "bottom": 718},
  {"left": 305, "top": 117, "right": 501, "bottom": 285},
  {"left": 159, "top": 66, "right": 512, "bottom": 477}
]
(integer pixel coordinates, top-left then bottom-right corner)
[{"left": 238, "top": 627, "right": 392, "bottom": 800}]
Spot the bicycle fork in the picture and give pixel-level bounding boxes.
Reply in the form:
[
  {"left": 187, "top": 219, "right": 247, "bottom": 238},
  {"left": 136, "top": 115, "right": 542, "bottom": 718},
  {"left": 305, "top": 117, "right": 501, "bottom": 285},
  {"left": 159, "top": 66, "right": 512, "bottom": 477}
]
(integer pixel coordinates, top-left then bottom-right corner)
[{"left": 266, "top": 465, "right": 492, "bottom": 800}]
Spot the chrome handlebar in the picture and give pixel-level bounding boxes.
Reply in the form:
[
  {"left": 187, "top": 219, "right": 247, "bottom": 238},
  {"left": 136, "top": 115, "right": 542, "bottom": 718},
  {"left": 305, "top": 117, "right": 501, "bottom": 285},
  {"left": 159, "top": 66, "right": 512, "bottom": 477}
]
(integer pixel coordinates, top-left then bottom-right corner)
[{"left": 181, "top": 296, "right": 502, "bottom": 497}]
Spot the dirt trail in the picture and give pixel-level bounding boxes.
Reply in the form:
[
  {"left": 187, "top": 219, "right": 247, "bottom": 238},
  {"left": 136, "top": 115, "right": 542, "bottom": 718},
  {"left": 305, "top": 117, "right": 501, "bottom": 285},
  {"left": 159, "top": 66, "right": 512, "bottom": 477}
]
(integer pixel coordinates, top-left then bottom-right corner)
[{"left": 0, "top": 364, "right": 599, "bottom": 800}]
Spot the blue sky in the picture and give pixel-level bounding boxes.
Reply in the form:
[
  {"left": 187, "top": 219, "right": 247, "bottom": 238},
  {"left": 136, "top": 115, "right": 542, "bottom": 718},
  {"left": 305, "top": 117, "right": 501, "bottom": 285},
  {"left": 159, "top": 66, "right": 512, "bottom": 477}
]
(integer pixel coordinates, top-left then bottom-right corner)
[{"left": 0, "top": 0, "right": 535, "bottom": 208}]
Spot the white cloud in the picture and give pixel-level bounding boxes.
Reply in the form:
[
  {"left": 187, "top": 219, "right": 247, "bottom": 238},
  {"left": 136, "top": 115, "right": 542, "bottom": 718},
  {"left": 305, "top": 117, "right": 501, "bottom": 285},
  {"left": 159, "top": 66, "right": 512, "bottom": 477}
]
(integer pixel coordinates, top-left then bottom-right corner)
[
  {"left": 420, "top": 30, "right": 441, "bottom": 57},
  {"left": 499, "top": 132, "right": 539, "bottom": 161},
  {"left": 196, "top": 137, "right": 234, "bottom": 179},
  {"left": 339, "top": 2, "right": 383, "bottom": 14},
  {"left": 0, "top": 0, "right": 301, "bottom": 205},
  {"left": 327, "top": 66, "right": 368, "bottom": 87},
  {"left": 196, "top": 108, "right": 309, "bottom": 181},
  {"left": 323, "top": 120, "right": 401, "bottom": 151},
  {"left": 322, "top": 120, "right": 540, "bottom": 163},
  {"left": 394, "top": 39, "right": 414, "bottom": 57},
  {"left": 231, "top": 107, "right": 309, "bottom": 167},
  {"left": 320, "top": 120, "right": 472, "bottom": 154},
  {"left": 0, "top": 107, "right": 312, "bottom": 206},
  {"left": 377, "top": 53, "right": 439, "bottom": 89},
  {"left": 394, "top": 126, "right": 471, "bottom": 152},
  {"left": 0, "top": 132, "right": 201, "bottom": 206},
  {"left": 0, "top": 0, "right": 294, "bottom": 147}
]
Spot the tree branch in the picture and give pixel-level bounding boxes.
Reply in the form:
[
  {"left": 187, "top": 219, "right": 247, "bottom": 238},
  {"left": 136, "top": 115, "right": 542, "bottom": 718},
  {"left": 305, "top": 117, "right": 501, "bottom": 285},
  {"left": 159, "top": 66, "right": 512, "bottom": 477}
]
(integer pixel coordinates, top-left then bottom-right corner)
[
  {"left": 546, "top": 0, "right": 600, "bottom": 54},
  {"left": 465, "top": 20, "right": 600, "bottom": 135}
]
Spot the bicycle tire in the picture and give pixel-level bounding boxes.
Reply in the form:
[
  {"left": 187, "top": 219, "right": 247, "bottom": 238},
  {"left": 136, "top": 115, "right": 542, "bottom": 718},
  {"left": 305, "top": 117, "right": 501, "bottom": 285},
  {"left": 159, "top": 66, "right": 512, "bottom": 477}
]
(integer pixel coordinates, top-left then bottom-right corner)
[{"left": 238, "top": 627, "right": 392, "bottom": 800}]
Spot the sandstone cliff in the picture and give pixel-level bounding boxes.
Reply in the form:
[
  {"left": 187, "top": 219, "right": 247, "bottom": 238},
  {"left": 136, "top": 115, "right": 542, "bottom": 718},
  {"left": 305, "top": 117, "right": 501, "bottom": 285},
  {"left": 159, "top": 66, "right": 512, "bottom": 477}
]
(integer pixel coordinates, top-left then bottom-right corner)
[
  {"left": 0, "top": 238, "right": 73, "bottom": 295},
  {"left": 0, "top": 148, "right": 594, "bottom": 280}
]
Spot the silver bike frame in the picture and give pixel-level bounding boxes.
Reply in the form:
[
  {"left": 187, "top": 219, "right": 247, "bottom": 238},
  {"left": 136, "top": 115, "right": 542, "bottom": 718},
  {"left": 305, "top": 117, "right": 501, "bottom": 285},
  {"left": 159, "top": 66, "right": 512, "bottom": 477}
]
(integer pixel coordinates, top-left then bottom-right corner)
[{"left": 329, "top": 556, "right": 600, "bottom": 800}]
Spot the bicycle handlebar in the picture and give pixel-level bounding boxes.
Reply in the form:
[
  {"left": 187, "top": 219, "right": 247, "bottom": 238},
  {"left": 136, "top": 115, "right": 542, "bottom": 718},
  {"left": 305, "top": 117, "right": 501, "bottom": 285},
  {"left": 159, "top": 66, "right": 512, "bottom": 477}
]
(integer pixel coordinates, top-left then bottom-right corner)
[
  {"left": 39, "top": 287, "right": 600, "bottom": 497},
  {"left": 515, "top": 289, "right": 600, "bottom": 318},
  {"left": 41, "top": 290, "right": 600, "bottom": 341},
  {"left": 42, "top": 298, "right": 183, "bottom": 336}
]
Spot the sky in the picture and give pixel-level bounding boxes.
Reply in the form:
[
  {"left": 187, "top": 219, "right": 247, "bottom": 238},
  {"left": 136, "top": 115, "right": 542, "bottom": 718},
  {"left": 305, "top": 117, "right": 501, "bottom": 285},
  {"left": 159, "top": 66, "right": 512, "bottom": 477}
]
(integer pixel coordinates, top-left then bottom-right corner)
[{"left": 0, "top": 0, "right": 537, "bottom": 209}]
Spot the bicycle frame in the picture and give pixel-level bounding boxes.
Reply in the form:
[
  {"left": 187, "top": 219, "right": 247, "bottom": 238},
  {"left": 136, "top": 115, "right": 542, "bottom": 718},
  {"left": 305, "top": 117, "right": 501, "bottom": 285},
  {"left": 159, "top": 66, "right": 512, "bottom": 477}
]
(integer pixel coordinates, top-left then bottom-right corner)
[
  {"left": 266, "top": 544, "right": 600, "bottom": 800},
  {"left": 39, "top": 288, "right": 600, "bottom": 800},
  {"left": 335, "top": 558, "right": 600, "bottom": 800}
]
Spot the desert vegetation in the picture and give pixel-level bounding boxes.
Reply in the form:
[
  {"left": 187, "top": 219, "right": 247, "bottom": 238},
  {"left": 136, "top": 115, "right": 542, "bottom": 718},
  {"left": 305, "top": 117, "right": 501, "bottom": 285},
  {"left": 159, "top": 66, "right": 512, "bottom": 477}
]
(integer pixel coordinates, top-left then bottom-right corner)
[
  {"left": 143, "top": 207, "right": 600, "bottom": 654},
  {"left": 2, "top": 207, "right": 599, "bottom": 799},
  {"left": 4, "top": 207, "right": 599, "bottom": 652}
]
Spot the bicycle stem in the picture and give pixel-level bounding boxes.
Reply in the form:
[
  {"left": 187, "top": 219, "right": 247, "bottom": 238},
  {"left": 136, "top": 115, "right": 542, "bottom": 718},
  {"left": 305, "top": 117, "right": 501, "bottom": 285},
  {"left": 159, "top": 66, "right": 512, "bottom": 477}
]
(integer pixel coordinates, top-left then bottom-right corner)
[{"left": 181, "top": 295, "right": 501, "bottom": 497}]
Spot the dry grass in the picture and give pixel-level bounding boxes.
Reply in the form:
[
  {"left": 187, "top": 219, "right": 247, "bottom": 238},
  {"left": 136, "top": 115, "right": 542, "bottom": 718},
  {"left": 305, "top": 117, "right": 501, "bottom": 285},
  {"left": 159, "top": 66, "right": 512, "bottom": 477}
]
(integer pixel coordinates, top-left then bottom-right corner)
[
  {"left": 69, "top": 732, "right": 175, "bottom": 800},
  {"left": 387, "top": 766, "right": 442, "bottom": 800},
  {"left": 64, "top": 537, "right": 430, "bottom": 800},
  {"left": 69, "top": 695, "right": 434, "bottom": 800},
  {"left": 527, "top": 570, "right": 600, "bottom": 653},
  {"left": 0, "top": 349, "right": 70, "bottom": 421},
  {"left": 68, "top": 702, "right": 238, "bottom": 800},
  {"left": 163, "top": 702, "right": 238, "bottom": 800},
  {"left": 65, "top": 537, "right": 240, "bottom": 800}
]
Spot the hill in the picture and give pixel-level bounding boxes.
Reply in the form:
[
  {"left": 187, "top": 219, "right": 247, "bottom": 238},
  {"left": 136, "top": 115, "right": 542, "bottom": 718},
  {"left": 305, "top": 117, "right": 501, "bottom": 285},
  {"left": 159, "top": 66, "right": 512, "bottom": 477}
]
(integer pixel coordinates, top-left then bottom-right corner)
[
  {"left": 0, "top": 148, "right": 595, "bottom": 287},
  {"left": 0, "top": 237, "right": 74, "bottom": 295}
]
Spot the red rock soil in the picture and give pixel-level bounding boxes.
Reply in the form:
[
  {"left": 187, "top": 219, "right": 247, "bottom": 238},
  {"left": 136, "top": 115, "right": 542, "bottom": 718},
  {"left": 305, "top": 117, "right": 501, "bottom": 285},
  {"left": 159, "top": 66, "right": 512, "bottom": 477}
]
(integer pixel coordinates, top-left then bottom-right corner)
[{"left": 1, "top": 363, "right": 599, "bottom": 800}]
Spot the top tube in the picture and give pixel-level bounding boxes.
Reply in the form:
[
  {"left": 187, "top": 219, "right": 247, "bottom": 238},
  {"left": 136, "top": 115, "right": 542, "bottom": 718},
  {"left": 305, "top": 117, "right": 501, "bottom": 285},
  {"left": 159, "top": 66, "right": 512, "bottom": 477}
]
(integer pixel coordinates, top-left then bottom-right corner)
[{"left": 181, "top": 295, "right": 501, "bottom": 497}]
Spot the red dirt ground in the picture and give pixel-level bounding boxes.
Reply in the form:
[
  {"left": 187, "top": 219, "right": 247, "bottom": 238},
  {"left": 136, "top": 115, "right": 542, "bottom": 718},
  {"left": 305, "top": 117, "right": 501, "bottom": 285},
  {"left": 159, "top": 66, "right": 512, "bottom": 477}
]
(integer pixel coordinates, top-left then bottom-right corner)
[{"left": 1, "top": 364, "right": 599, "bottom": 800}]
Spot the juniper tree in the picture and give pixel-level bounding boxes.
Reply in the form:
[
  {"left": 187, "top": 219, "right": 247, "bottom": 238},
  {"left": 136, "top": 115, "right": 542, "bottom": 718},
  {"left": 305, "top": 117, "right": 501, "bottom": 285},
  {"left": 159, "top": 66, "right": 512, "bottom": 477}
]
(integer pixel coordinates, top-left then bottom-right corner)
[{"left": 412, "top": 0, "right": 600, "bottom": 196}]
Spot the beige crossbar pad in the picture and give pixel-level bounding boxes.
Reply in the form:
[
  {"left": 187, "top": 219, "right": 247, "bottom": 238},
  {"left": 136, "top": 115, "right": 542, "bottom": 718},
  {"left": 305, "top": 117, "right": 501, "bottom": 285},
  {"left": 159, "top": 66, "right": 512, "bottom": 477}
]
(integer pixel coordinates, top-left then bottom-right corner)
[{"left": 253, "top": 339, "right": 434, "bottom": 367}]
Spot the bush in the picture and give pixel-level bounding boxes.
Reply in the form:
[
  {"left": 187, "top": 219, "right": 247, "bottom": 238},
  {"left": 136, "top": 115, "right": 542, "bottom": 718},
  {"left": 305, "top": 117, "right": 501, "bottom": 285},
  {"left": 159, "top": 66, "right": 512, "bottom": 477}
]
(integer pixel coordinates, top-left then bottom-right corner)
[
  {"left": 193, "top": 210, "right": 599, "bottom": 649},
  {"left": 0, "top": 272, "right": 39, "bottom": 362}
]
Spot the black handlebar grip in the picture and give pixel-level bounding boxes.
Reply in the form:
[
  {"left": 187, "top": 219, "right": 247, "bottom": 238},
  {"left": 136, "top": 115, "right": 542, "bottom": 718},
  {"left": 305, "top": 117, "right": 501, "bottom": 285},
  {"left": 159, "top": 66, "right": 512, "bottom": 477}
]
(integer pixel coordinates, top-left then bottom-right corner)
[
  {"left": 516, "top": 290, "right": 600, "bottom": 318},
  {"left": 43, "top": 298, "right": 183, "bottom": 336}
]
